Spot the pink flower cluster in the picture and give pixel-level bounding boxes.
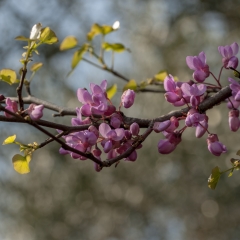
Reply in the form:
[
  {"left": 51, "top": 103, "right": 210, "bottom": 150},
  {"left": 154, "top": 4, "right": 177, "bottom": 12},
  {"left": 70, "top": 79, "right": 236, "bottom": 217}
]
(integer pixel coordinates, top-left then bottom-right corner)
[
  {"left": 59, "top": 80, "right": 138, "bottom": 171},
  {"left": 4, "top": 98, "right": 44, "bottom": 120},
  {"left": 157, "top": 43, "right": 240, "bottom": 156},
  {"left": 60, "top": 42, "right": 240, "bottom": 163}
]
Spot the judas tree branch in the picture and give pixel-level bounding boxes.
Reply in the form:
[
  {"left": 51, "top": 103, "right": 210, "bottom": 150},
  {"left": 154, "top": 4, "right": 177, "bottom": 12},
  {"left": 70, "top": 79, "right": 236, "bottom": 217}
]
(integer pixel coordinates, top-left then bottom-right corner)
[
  {"left": 4, "top": 85, "right": 232, "bottom": 130},
  {"left": 0, "top": 85, "right": 232, "bottom": 169}
]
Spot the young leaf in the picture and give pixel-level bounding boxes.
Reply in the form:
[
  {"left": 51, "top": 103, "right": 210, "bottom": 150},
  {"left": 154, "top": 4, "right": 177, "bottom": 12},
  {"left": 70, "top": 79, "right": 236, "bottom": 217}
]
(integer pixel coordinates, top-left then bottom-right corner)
[
  {"left": 106, "top": 84, "right": 117, "bottom": 99},
  {"left": 102, "top": 42, "right": 128, "bottom": 53},
  {"left": 15, "top": 35, "right": 31, "bottom": 41},
  {"left": 208, "top": 166, "right": 221, "bottom": 190},
  {"left": 30, "top": 62, "right": 43, "bottom": 72},
  {"left": 3, "top": 135, "right": 16, "bottom": 145},
  {"left": 12, "top": 154, "right": 31, "bottom": 174},
  {"left": 87, "top": 23, "right": 103, "bottom": 41},
  {"left": 0, "top": 69, "right": 17, "bottom": 85},
  {"left": 60, "top": 36, "right": 78, "bottom": 51},
  {"left": 154, "top": 71, "right": 168, "bottom": 81},
  {"left": 71, "top": 44, "right": 89, "bottom": 69},
  {"left": 40, "top": 27, "right": 58, "bottom": 44},
  {"left": 123, "top": 79, "right": 137, "bottom": 91},
  {"left": 228, "top": 169, "right": 234, "bottom": 177},
  {"left": 101, "top": 25, "right": 114, "bottom": 35}
]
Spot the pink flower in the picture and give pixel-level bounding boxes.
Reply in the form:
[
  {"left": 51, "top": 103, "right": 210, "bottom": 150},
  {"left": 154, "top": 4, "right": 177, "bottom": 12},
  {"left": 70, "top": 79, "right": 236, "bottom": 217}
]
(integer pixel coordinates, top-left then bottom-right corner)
[
  {"left": 229, "top": 109, "right": 240, "bottom": 132},
  {"left": 185, "top": 108, "right": 206, "bottom": 127},
  {"left": 99, "top": 123, "right": 125, "bottom": 153},
  {"left": 5, "top": 98, "right": 18, "bottom": 118},
  {"left": 153, "top": 120, "right": 171, "bottom": 133},
  {"left": 164, "top": 75, "right": 183, "bottom": 104},
  {"left": 186, "top": 52, "right": 210, "bottom": 82},
  {"left": 130, "top": 122, "right": 139, "bottom": 136},
  {"left": 195, "top": 116, "right": 208, "bottom": 138},
  {"left": 121, "top": 89, "right": 135, "bottom": 108},
  {"left": 207, "top": 134, "right": 227, "bottom": 156},
  {"left": 77, "top": 80, "right": 109, "bottom": 116},
  {"left": 28, "top": 104, "right": 44, "bottom": 120},
  {"left": 218, "top": 42, "right": 239, "bottom": 69},
  {"left": 157, "top": 132, "right": 181, "bottom": 154}
]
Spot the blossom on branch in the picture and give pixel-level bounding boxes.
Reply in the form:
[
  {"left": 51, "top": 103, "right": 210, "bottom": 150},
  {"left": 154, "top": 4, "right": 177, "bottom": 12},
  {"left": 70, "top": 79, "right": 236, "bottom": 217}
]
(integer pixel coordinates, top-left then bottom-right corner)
[
  {"left": 218, "top": 42, "right": 239, "bottom": 69},
  {"left": 186, "top": 52, "right": 210, "bottom": 82}
]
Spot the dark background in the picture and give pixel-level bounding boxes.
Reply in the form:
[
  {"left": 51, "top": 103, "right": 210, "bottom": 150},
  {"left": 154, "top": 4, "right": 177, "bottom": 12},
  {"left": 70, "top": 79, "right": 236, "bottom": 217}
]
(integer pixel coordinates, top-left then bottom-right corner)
[{"left": 0, "top": 0, "right": 240, "bottom": 239}]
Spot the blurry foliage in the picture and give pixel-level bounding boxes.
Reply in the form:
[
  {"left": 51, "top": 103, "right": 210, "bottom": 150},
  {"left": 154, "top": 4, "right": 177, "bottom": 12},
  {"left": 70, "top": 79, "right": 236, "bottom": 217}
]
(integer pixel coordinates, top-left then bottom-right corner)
[{"left": 1, "top": 0, "right": 240, "bottom": 240}]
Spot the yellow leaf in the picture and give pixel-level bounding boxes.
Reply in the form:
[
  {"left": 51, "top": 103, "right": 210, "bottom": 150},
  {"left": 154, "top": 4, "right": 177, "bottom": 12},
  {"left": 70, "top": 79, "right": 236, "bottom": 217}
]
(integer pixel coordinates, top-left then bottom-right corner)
[
  {"left": 12, "top": 154, "right": 31, "bottom": 174},
  {"left": 87, "top": 23, "right": 103, "bottom": 41},
  {"left": 30, "top": 62, "right": 43, "bottom": 72},
  {"left": 3, "top": 135, "right": 16, "bottom": 145},
  {"left": 123, "top": 79, "right": 137, "bottom": 91},
  {"left": 15, "top": 35, "right": 30, "bottom": 41},
  {"left": 154, "top": 71, "right": 168, "bottom": 82},
  {"left": 106, "top": 84, "right": 117, "bottom": 99},
  {"left": 71, "top": 44, "right": 89, "bottom": 69},
  {"left": 40, "top": 27, "right": 58, "bottom": 44},
  {"left": 102, "top": 42, "right": 127, "bottom": 53},
  {"left": 0, "top": 69, "right": 17, "bottom": 85},
  {"left": 60, "top": 36, "right": 78, "bottom": 51},
  {"left": 101, "top": 25, "right": 114, "bottom": 35}
]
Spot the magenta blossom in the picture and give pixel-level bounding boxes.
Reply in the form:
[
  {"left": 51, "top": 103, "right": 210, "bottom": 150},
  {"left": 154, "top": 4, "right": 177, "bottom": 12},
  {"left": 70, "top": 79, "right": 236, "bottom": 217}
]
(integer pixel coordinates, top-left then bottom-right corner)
[
  {"left": 71, "top": 107, "right": 91, "bottom": 126},
  {"left": 186, "top": 52, "right": 210, "bottom": 82},
  {"left": 207, "top": 134, "right": 227, "bottom": 156},
  {"left": 28, "top": 104, "right": 44, "bottom": 120},
  {"left": 153, "top": 120, "right": 171, "bottom": 133},
  {"left": 158, "top": 131, "right": 182, "bottom": 154},
  {"left": 195, "top": 116, "right": 208, "bottom": 138},
  {"left": 121, "top": 89, "right": 135, "bottom": 108},
  {"left": 229, "top": 78, "right": 240, "bottom": 102},
  {"left": 181, "top": 83, "right": 206, "bottom": 107},
  {"left": 164, "top": 75, "right": 183, "bottom": 105},
  {"left": 218, "top": 42, "right": 239, "bottom": 69},
  {"left": 185, "top": 108, "right": 206, "bottom": 127},
  {"left": 229, "top": 109, "right": 240, "bottom": 132},
  {"left": 130, "top": 122, "right": 139, "bottom": 136},
  {"left": 5, "top": 98, "right": 18, "bottom": 118},
  {"left": 77, "top": 80, "right": 109, "bottom": 116},
  {"left": 99, "top": 123, "right": 125, "bottom": 153}
]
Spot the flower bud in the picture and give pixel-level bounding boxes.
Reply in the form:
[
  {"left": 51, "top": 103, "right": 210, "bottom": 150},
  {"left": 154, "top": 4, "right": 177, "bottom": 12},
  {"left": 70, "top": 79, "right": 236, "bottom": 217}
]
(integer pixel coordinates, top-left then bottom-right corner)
[
  {"left": 130, "top": 122, "right": 139, "bottom": 136},
  {"left": 207, "top": 134, "right": 227, "bottom": 156},
  {"left": 153, "top": 120, "right": 171, "bottom": 133},
  {"left": 229, "top": 109, "right": 240, "bottom": 132},
  {"left": 121, "top": 89, "right": 135, "bottom": 108},
  {"left": 28, "top": 104, "right": 44, "bottom": 120}
]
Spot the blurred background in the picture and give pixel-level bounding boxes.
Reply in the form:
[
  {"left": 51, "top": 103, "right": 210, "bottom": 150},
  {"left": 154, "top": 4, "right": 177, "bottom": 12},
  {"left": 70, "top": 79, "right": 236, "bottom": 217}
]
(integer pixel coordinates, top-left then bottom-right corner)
[{"left": 0, "top": 0, "right": 240, "bottom": 239}]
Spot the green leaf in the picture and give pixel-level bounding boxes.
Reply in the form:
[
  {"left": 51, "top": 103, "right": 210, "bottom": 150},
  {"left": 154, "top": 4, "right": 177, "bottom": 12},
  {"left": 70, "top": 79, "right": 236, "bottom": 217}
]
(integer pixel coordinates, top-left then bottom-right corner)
[
  {"left": 71, "top": 44, "right": 89, "bottom": 69},
  {"left": 154, "top": 71, "right": 168, "bottom": 81},
  {"left": 102, "top": 42, "right": 128, "bottom": 53},
  {"left": 228, "top": 169, "right": 234, "bottom": 177},
  {"left": 15, "top": 35, "right": 30, "bottom": 41},
  {"left": 101, "top": 25, "right": 114, "bottom": 35},
  {"left": 208, "top": 166, "right": 221, "bottom": 190},
  {"left": 3, "top": 135, "right": 16, "bottom": 145},
  {"left": 87, "top": 23, "right": 115, "bottom": 41},
  {"left": 123, "top": 79, "right": 137, "bottom": 91},
  {"left": 30, "top": 62, "right": 43, "bottom": 72},
  {"left": 12, "top": 154, "right": 31, "bottom": 174},
  {"left": 40, "top": 27, "right": 58, "bottom": 44},
  {"left": 0, "top": 69, "right": 17, "bottom": 85},
  {"left": 87, "top": 23, "right": 103, "bottom": 41},
  {"left": 106, "top": 84, "right": 117, "bottom": 99},
  {"left": 60, "top": 36, "right": 78, "bottom": 51}
]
